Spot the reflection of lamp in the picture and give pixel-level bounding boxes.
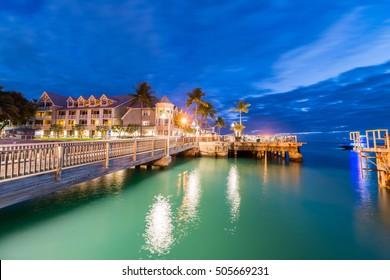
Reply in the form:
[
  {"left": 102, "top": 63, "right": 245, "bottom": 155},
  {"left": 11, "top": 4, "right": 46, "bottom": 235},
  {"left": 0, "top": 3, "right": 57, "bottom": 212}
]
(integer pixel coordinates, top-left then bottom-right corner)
[{"left": 143, "top": 194, "right": 174, "bottom": 255}]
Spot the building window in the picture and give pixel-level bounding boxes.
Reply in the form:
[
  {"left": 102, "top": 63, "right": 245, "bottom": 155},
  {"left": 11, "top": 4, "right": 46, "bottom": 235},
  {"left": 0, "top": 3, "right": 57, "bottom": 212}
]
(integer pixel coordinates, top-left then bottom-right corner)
[
  {"left": 79, "top": 120, "right": 87, "bottom": 125},
  {"left": 67, "top": 101, "right": 74, "bottom": 107},
  {"left": 142, "top": 110, "right": 150, "bottom": 116},
  {"left": 142, "top": 120, "right": 150, "bottom": 126}
]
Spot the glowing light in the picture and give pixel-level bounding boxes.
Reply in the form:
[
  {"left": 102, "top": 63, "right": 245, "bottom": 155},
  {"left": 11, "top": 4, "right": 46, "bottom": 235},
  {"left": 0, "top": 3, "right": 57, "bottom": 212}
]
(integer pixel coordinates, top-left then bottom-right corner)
[
  {"left": 143, "top": 195, "right": 174, "bottom": 256},
  {"left": 227, "top": 165, "right": 240, "bottom": 224},
  {"left": 160, "top": 112, "right": 167, "bottom": 119},
  {"left": 178, "top": 170, "right": 201, "bottom": 225}
]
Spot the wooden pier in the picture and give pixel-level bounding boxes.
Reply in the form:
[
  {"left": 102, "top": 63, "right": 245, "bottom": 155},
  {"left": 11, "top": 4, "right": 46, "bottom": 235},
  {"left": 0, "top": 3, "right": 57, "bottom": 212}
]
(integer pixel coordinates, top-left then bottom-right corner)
[
  {"left": 350, "top": 129, "right": 390, "bottom": 188},
  {"left": 196, "top": 135, "right": 304, "bottom": 161},
  {"left": 0, "top": 137, "right": 196, "bottom": 208}
]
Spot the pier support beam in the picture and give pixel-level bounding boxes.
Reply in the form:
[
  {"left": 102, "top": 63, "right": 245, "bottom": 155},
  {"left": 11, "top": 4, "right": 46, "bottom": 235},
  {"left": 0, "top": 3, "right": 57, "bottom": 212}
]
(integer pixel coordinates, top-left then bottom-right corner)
[
  {"left": 288, "top": 149, "right": 303, "bottom": 162},
  {"left": 153, "top": 155, "right": 172, "bottom": 167},
  {"left": 376, "top": 152, "right": 390, "bottom": 188}
]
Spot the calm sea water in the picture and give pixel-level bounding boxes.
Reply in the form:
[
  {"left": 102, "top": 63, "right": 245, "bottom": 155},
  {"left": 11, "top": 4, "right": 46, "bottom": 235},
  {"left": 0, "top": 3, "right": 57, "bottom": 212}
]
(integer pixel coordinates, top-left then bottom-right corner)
[{"left": 1, "top": 142, "right": 390, "bottom": 260}]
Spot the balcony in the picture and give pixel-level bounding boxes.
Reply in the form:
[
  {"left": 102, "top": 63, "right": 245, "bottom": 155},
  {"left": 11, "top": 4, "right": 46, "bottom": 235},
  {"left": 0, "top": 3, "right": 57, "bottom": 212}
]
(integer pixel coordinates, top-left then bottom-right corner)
[
  {"left": 79, "top": 115, "right": 88, "bottom": 119},
  {"left": 103, "top": 114, "right": 112, "bottom": 118},
  {"left": 91, "top": 114, "right": 100, "bottom": 119},
  {"left": 37, "top": 106, "right": 53, "bottom": 111},
  {"left": 68, "top": 115, "right": 77, "bottom": 119}
]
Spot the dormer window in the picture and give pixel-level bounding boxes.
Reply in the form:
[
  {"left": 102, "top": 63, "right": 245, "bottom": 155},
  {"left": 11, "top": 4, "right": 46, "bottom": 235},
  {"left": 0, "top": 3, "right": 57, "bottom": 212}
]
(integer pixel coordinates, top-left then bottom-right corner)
[
  {"left": 89, "top": 95, "right": 97, "bottom": 107},
  {"left": 67, "top": 98, "right": 75, "bottom": 108},
  {"left": 100, "top": 94, "right": 108, "bottom": 106},
  {"left": 78, "top": 97, "right": 85, "bottom": 107}
]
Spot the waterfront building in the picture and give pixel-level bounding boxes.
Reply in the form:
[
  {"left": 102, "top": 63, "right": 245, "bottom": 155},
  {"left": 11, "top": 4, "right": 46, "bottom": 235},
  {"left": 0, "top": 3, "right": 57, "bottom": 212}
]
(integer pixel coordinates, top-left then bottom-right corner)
[
  {"left": 121, "top": 96, "right": 178, "bottom": 137},
  {"left": 29, "top": 92, "right": 181, "bottom": 138},
  {"left": 30, "top": 91, "right": 130, "bottom": 137}
]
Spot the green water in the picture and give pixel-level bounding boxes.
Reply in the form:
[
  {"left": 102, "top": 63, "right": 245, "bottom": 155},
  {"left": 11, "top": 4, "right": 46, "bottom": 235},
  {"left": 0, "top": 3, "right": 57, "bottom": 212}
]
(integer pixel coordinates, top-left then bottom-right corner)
[{"left": 1, "top": 143, "right": 390, "bottom": 259}]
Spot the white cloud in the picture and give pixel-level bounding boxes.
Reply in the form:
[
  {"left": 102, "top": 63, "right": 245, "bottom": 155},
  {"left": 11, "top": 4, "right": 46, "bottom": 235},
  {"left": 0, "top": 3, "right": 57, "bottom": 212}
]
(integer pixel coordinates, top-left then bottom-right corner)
[{"left": 260, "top": 6, "right": 390, "bottom": 93}]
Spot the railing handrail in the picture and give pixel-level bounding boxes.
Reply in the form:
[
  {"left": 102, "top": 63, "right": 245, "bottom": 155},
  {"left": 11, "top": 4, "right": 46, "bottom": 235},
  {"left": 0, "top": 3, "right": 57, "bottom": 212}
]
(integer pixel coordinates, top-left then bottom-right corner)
[{"left": 0, "top": 137, "right": 196, "bottom": 181}]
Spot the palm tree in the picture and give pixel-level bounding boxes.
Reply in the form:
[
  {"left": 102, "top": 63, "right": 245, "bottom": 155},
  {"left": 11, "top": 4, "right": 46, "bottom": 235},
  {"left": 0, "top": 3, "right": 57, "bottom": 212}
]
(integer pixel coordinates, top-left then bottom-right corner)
[
  {"left": 129, "top": 82, "right": 157, "bottom": 137},
  {"left": 231, "top": 100, "right": 251, "bottom": 125},
  {"left": 198, "top": 101, "right": 217, "bottom": 130},
  {"left": 214, "top": 116, "right": 226, "bottom": 135},
  {"left": 185, "top": 88, "right": 207, "bottom": 122}
]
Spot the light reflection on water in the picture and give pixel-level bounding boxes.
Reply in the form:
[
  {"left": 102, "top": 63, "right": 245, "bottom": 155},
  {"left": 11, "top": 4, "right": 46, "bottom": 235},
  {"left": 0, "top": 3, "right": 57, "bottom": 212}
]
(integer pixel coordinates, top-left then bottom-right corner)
[
  {"left": 226, "top": 165, "right": 240, "bottom": 228},
  {"left": 177, "top": 170, "right": 201, "bottom": 225},
  {"left": 3, "top": 143, "right": 390, "bottom": 259},
  {"left": 143, "top": 169, "right": 202, "bottom": 256},
  {"left": 142, "top": 194, "right": 174, "bottom": 256}
]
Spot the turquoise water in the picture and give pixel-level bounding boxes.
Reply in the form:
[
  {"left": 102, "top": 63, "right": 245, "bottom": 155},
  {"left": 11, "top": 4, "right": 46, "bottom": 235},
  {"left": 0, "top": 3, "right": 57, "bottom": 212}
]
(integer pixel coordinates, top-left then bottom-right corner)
[{"left": 1, "top": 142, "right": 390, "bottom": 260}]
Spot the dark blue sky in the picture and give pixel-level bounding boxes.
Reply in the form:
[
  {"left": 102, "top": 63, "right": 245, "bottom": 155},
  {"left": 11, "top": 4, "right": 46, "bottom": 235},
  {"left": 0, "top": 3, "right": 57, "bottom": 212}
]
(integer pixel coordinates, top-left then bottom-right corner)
[{"left": 1, "top": 0, "right": 390, "bottom": 141}]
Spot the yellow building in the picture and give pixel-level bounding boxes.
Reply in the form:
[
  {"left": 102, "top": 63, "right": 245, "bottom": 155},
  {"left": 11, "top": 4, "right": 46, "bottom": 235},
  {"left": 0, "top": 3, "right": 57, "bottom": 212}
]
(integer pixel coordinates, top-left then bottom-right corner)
[{"left": 31, "top": 91, "right": 130, "bottom": 137}]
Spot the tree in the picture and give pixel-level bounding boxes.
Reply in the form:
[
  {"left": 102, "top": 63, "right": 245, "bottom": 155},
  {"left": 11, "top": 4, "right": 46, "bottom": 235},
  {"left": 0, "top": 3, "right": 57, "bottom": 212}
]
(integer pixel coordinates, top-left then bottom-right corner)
[
  {"left": 185, "top": 88, "right": 207, "bottom": 122},
  {"left": 230, "top": 123, "right": 245, "bottom": 137},
  {"left": 128, "top": 81, "right": 157, "bottom": 137},
  {"left": 231, "top": 100, "right": 251, "bottom": 125},
  {"left": 72, "top": 124, "right": 86, "bottom": 138},
  {"left": 111, "top": 125, "right": 126, "bottom": 137},
  {"left": 0, "top": 86, "right": 36, "bottom": 133},
  {"left": 96, "top": 125, "right": 110, "bottom": 138},
  {"left": 214, "top": 117, "right": 226, "bottom": 135},
  {"left": 198, "top": 101, "right": 217, "bottom": 130},
  {"left": 49, "top": 124, "right": 64, "bottom": 138},
  {"left": 125, "top": 124, "right": 139, "bottom": 137}
]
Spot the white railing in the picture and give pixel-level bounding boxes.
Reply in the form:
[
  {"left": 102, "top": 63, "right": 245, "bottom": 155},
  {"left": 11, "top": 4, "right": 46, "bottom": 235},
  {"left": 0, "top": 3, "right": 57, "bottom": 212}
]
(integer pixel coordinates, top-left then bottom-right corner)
[{"left": 0, "top": 137, "right": 196, "bottom": 181}]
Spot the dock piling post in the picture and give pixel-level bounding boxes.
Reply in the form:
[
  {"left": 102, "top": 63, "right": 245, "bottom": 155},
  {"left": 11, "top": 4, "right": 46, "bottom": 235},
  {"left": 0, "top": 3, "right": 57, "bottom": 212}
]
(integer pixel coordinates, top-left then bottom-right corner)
[
  {"left": 55, "top": 145, "right": 63, "bottom": 181},
  {"left": 104, "top": 142, "right": 109, "bottom": 169}
]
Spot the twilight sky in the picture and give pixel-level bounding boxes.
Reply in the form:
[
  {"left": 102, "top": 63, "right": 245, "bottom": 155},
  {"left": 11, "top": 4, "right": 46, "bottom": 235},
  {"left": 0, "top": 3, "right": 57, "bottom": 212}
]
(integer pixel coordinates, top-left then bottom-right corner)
[{"left": 1, "top": 0, "right": 390, "bottom": 141}]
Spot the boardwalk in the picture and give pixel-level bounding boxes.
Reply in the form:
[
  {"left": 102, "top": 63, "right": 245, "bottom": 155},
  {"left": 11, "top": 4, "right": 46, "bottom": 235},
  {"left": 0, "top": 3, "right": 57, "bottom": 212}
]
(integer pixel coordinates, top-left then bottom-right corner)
[{"left": 0, "top": 137, "right": 196, "bottom": 208}]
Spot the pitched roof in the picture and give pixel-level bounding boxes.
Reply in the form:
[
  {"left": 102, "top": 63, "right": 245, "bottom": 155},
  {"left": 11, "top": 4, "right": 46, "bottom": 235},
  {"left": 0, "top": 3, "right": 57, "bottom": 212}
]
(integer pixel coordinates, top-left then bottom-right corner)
[
  {"left": 128, "top": 97, "right": 159, "bottom": 108},
  {"left": 107, "top": 95, "right": 132, "bottom": 108},
  {"left": 43, "top": 91, "right": 68, "bottom": 107},
  {"left": 40, "top": 92, "right": 132, "bottom": 109},
  {"left": 159, "top": 96, "right": 172, "bottom": 104}
]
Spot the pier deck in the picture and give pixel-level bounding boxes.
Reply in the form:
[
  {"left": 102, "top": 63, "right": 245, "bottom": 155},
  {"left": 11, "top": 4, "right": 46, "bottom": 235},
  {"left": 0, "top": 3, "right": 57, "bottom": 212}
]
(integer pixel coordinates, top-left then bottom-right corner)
[{"left": 350, "top": 129, "right": 390, "bottom": 188}]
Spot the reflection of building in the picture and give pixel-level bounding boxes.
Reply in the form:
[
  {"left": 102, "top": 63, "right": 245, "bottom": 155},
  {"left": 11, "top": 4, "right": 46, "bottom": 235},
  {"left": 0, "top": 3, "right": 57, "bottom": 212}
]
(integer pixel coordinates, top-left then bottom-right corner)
[{"left": 29, "top": 91, "right": 130, "bottom": 137}]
